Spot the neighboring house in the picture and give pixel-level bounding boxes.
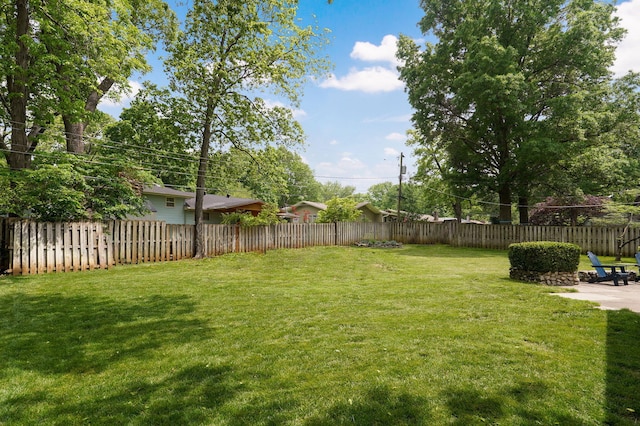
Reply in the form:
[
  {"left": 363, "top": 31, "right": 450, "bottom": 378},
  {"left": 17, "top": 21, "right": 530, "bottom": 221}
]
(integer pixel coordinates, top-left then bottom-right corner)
[
  {"left": 381, "top": 209, "right": 485, "bottom": 224},
  {"left": 356, "top": 202, "right": 383, "bottom": 222},
  {"left": 281, "top": 200, "right": 383, "bottom": 223},
  {"left": 287, "top": 201, "right": 327, "bottom": 223},
  {"left": 381, "top": 209, "right": 411, "bottom": 222},
  {"left": 140, "top": 185, "right": 195, "bottom": 224},
  {"left": 137, "top": 185, "right": 264, "bottom": 224},
  {"left": 183, "top": 194, "right": 264, "bottom": 224}
]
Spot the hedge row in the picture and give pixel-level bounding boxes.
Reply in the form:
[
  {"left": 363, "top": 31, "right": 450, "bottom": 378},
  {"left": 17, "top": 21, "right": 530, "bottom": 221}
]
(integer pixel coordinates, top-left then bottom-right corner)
[{"left": 508, "top": 241, "right": 580, "bottom": 273}]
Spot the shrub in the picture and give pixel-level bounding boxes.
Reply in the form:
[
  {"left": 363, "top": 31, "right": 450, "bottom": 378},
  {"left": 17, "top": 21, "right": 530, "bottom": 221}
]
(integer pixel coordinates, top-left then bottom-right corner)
[
  {"left": 317, "top": 197, "right": 361, "bottom": 223},
  {"left": 508, "top": 242, "right": 580, "bottom": 273},
  {"left": 221, "top": 204, "right": 283, "bottom": 226}
]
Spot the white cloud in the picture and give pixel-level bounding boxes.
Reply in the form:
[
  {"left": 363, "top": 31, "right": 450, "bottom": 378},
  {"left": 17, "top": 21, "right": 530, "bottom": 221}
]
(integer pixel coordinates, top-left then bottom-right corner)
[
  {"left": 384, "top": 147, "right": 400, "bottom": 156},
  {"left": 319, "top": 66, "right": 404, "bottom": 93},
  {"left": 351, "top": 35, "right": 401, "bottom": 66},
  {"left": 99, "top": 80, "right": 142, "bottom": 108},
  {"left": 320, "top": 34, "right": 405, "bottom": 93},
  {"left": 329, "top": 139, "right": 339, "bottom": 145},
  {"left": 613, "top": 0, "right": 640, "bottom": 76},
  {"left": 337, "top": 154, "right": 367, "bottom": 170},
  {"left": 385, "top": 132, "right": 406, "bottom": 142}
]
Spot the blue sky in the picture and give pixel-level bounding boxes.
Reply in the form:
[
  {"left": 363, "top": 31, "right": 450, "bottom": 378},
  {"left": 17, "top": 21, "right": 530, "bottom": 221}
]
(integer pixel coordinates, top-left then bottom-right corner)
[{"left": 99, "top": 0, "right": 640, "bottom": 194}]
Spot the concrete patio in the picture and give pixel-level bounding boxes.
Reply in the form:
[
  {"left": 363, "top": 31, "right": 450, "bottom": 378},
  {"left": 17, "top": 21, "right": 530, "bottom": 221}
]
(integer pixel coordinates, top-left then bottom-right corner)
[{"left": 553, "top": 281, "right": 640, "bottom": 313}]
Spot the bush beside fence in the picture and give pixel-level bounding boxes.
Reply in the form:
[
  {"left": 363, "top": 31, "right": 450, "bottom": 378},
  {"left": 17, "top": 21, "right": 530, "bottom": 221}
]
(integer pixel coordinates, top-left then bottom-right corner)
[{"left": 3, "top": 219, "right": 640, "bottom": 275}]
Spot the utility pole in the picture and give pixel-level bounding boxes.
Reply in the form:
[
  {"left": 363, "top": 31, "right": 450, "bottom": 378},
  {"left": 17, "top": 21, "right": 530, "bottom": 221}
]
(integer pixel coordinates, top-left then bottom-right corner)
[{"left": 397, "top": 152, "right": 405, "bottom": 222}]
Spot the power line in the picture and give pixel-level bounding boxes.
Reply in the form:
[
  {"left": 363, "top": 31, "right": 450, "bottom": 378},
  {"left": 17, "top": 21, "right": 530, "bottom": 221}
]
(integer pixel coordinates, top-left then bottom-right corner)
[{"left": 3, "top": 120, "right": 638, "bottom": 209}]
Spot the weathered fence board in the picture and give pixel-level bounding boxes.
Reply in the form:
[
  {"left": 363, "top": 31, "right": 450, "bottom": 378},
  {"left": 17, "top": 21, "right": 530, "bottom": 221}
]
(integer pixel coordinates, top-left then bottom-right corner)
[{"left": 4, "top": 220, "right": 640, "bottom": 275}]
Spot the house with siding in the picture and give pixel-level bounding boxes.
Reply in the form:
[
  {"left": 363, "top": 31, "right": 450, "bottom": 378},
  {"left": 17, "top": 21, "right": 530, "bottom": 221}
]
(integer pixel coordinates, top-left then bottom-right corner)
[
  {"left": 281, "top": 200, "right": 383, "bottom": 223},
  {"left": 137, "top": 185, "right": 264, "bottom": 224},
  {"left": 357, "top": 202, "right": 383, "bottom": 222}
]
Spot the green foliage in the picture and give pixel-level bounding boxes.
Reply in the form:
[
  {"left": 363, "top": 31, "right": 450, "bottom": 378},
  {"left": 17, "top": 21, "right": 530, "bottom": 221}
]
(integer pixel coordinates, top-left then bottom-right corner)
[
  {"left": 366, "top": 182, "right": 397, "bottom": 210},
  {"left": 592, "top": 190, "right": 640, "bottom": 227},
  {"left": 104, "top": 84, "right": 198, "bottom": 188},
  {"left": 0, "top": 0, "right": 177, "bottom": 167},
  {"left": 208, "top": 146, "right": 322, "bottom": 207},
  {"left": 509, "top": 242, "right": 581, "bottom": 273},
  {"left": 398, "top": 0, "right": 637, "bottom": 223},
  {"left": 317, "top": 198, "right": 361, "bottom": 223},
  {"left": 5, "top": 164, "right": 88, "bottom": 221},
  {"left": 406, "top": 130, "right": 493, "bottom": 220},
  {"left": 0, "top": 153, "right": 152, "bottom": 221},
  {"left": 163, "top": 0, "right": 329, "bottom": 256},
  {"left": 318, "top": 181, "right": 356, "bottom": 202},
  {"left": 221, "top": 204, "right": 283, "bottom": 227}
]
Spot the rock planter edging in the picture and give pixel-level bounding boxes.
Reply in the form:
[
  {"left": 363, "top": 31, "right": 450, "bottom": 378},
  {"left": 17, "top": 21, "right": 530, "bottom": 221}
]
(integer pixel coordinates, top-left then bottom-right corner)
[
  {"left": 510, "top": 269, "right": 579, "bottom": 286},
  {"left": 354, "top": 240, "right": 403, "bottom": 248},
  {"left": 578, "top": 270, "right": 637, "bottom": 283}
]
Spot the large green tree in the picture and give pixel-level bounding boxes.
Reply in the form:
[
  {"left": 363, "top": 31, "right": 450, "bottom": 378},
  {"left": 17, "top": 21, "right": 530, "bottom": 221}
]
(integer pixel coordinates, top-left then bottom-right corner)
[
  {"left": 104, "top": 85, "right": 199, "bottom": 189},
  {"left": 398, "top": 0, "right": 633, "bottom": 223},
  {"left": 205, "top": 146, "right": 322, "bottom": 206},
  {"left": 0, "top": 0, "right": 175, "bottom": 171},
  {"left": 318, "top": 180, "right": 356, "bottom": 201},
  {"left": 366, "top": 182, "right": 398, "bottom": 210},
  {"left": 164, "top": 0, "right": 328, "bottom": 257}
]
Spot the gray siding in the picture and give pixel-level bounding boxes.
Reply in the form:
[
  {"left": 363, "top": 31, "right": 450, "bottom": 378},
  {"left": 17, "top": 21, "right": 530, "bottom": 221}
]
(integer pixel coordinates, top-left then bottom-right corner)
[
  {"left": 146, "top": 194, "right": 189, "bottom": 224},
  {"left": 184, "top": 211, "right": 223, "bottom": 225}
]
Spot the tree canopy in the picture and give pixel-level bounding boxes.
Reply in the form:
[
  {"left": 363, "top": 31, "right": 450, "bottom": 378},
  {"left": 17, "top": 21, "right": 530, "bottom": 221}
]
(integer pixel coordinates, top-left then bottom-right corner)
[
  {"left": 0, "top": 152, "right": 151, "bottom": 221},
  {"left": 317, "top": 197, "right": 361, "bottom": 223},
  {"left": 0, "top": 0, "right": 176, "bottom": 170},
  {"left": 398, "top": 0, "right": 638, "bottom": 223},
  {"left": 104, "top": 84, "right": 198, "bottom": 189},
  {"left": 164, "top": 0, "right": 329, "bottom": 257}
]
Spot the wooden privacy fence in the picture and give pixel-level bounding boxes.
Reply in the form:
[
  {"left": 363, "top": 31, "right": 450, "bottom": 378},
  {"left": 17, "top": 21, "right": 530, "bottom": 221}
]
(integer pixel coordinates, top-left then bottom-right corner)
[{"left": 3, "top": 219, "right": 640, "bottom": 275}]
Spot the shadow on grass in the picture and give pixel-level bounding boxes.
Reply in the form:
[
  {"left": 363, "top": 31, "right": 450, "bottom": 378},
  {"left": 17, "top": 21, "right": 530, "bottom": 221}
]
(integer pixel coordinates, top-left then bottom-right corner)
[
  {"left": 304, "top": 384, "right": 431, "bottom": 425},
  {"left": 443, "top": 381, "right": 584, "bottom": 424},
  {"left": 606, "top": 310, "right": 640, "bottom": 425},
  {"left": 0, "top": 292, "right": 232, "bottom": 423},
  {"left": 50, "top": 364, "right": 238, "bottom": 424},
  {"left": 0, "top": 293, "right": 209, "bottom": 375}
]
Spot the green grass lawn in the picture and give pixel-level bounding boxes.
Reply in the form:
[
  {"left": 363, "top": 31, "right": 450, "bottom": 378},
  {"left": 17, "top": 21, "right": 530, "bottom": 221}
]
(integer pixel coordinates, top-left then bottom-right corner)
[{"left": 1, "top": 245, "right": 639, "bottom": 425}]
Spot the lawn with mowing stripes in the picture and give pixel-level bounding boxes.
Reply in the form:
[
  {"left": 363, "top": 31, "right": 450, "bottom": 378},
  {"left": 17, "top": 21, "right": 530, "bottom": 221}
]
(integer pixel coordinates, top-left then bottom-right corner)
[{"left": 0, "top": 245, "right": 638, "bottom": 425}]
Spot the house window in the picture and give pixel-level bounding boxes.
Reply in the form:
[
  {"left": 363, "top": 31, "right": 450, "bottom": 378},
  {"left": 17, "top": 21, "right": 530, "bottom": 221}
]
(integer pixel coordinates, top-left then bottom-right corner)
[
  {"left": 166, "top": 197, "right": 175, "bottom": 208},
  {"left": 203, "top": 213, "right": 210, "bottom": 221}
]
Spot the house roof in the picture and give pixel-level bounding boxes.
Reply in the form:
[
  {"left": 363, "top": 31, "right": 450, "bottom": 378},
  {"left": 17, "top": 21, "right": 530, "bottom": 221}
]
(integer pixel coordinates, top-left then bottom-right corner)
[
  {"left": 143, "top": 185, "right": 195, "bottom": 198},
  {"left": 144, "top": 185, "right": 264, "bottom": 212},
  {"left": 292, "top": 201, "right": 327, "bottom": 210},
  {"left": 184, "top": 194, "right": 264, "bottom": 212},
  {"left": 356, "top": 201, "right": 381, "bottom": 214}
]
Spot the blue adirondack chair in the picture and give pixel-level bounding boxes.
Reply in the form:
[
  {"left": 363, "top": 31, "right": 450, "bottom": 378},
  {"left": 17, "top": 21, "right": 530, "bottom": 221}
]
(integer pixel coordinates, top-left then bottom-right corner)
[{"left": 587, "top": 251, "right": 629, "bottom": 286}]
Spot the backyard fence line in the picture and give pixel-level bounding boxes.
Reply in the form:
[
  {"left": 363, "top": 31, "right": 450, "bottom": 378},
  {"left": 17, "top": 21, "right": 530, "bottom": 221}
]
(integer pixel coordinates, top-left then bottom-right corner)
[{"left": 3, "top": 219, "right": 640, "bottom": 275}]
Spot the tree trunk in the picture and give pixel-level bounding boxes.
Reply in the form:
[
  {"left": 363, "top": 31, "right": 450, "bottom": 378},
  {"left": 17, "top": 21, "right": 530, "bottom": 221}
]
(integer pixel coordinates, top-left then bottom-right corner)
[
  {"left": 569, "top": 208, "right": 578, "bottom": 227},
  {"left": 6, "top": 0, "right": 31, "bottom": 171},
  {"left": 194, "top": 116, "right": 213, "bottom": 259},
  {"left": 62, "top": 77, "right": 115, "bottom": 154},
  {"left": 498, "top": 184, "right": 512, "bottom": 223},
  {"left": 64, "top": 118, "right": 86, "bottom": 154},
  {"left": 453, "top": 200, "right": 462, "bottom": 223},
  {"left": 518, "top": 196, "right": 529, "bottom": 225}
]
